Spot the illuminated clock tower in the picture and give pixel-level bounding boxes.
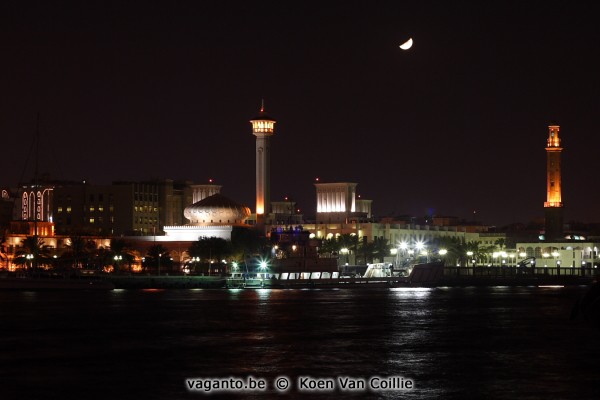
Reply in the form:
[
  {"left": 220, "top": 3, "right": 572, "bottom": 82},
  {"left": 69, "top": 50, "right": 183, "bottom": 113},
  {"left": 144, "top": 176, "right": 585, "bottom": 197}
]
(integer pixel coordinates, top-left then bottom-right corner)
[
  {"left": 544, "top": 124, "right": 563, "bottom": 240},
  {"left": 250, "top": 101, "right": 276, "bottom": 226}
]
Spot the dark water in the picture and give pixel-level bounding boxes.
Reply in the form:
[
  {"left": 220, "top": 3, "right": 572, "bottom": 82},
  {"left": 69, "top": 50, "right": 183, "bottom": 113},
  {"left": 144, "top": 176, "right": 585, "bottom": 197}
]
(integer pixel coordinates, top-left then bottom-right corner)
[{"left": 1, "top": 286, "right": 599, "bottom": 400}]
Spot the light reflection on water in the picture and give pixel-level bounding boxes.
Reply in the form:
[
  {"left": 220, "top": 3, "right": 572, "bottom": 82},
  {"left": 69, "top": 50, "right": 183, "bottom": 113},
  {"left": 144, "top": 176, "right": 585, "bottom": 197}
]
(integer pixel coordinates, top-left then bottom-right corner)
[{"left": 0, "top": 286, "right": 598, "bottom": 399}]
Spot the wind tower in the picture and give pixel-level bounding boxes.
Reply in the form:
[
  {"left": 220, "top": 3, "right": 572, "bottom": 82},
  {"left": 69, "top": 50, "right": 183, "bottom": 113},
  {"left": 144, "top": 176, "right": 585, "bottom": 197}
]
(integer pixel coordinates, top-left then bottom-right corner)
[
  {"left": 250, "top": 101, "right": 276, "bottom": 227},
  {"left": 544, "top": 124, "right": 564, "bottom": 240}
]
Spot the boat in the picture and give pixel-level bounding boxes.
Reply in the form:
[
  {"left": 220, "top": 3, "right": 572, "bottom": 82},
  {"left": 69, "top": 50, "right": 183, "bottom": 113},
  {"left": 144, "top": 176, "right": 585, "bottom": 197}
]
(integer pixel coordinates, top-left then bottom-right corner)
[{"left": 225, "top": 262, "right": 445, "bottom": 289}]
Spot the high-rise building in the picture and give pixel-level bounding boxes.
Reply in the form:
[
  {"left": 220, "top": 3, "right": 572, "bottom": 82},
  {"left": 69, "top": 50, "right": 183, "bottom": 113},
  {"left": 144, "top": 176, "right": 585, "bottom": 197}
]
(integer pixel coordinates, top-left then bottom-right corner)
[
  {"left": 53, "top": 182, "right": 159, "bottom": 236},
  {"left": 544, "top": 124, "right": 564, "bottom": 240},
  {"left": 250, "top": 102, "right": 276, "bottom": 226}
]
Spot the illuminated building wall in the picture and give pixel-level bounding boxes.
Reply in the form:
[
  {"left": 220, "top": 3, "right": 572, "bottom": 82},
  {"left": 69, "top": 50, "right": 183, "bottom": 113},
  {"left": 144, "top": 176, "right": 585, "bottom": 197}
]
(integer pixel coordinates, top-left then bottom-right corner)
[
  {"left": 545, "top": 125, "right": 562, "bottom": 207},
  {"left": 250, "top": 104, "right": 276, "bottom": 222},
  {"left": 190, "top": 184, "right": 221, "bottom": 204},
  {"left": 15, "top": 185, "right": 54, "bottom": 223},
  {"left": 544, "top": 124, "right": 564, "bottom": 240},
  {"left": 157, "top": 180, "right": 194, "bottom": 226},
  {"left": 315, "top": 182, "right": 359, "bottom": 223},
  {"left": 355, "top": 199, "right": 372, "bottom": 218},
  {"left": 271, "top": 200, "right": 303, "bottom": 225}
]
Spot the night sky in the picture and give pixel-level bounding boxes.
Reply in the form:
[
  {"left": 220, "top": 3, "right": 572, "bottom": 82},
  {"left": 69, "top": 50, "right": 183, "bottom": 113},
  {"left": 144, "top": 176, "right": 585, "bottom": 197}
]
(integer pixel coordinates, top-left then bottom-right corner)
[{"left": 2, "top": 1, "right": 599, "bottom": 226}]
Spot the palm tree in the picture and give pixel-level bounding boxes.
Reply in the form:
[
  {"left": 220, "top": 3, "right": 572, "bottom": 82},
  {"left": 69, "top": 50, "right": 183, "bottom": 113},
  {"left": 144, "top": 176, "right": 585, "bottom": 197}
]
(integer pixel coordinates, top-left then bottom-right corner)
[
  {"left": 14, "top": 236, "right": 53, "bottom": 271},
  {"left": 494, "top": 238, "right": 506, "bottom": 250},
  {"left": 61, "top": 236, "right": 97, "bottom": 269},
  {"left": 109, "top": 238, "right": 135, "bottom": 272},
  {"left": 372, "top": 237, "right": 391, "bottom": 262},
  {"left": 318, "top": 237, "right": 338, "bottom": 257},
  {"left": 231, "top": 227, "right": 267, "bottom": 260},
  {"left": 338, "top": 233, "right": 358, "bottom": 252},
  {"left": 359, "top": 240, "right": 375, "bottom": 264},
  {"left": 145, "top": 244, "right": 172, "bottom": 273},
  {"left": 465, "top": 241, "right": 494, "bottom": 266},
  {"left": 188, "top": 237, "right": 232, "bottom": 262},
  {"left": 188, "top": 237, "right": 233, "bottom": 275},
  {"left": 433, "top": 237, "right": 468, "bottom": 266}
]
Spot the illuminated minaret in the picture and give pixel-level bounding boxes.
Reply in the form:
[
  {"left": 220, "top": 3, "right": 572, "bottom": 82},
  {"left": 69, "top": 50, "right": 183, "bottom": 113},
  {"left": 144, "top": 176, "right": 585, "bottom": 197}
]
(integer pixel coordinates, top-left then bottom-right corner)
[
  {"left": 250, "top": 101, "right": 276, "bottom": 226},
  {"left": 544, "top": 124, "right": 564, "bottom": 240}
]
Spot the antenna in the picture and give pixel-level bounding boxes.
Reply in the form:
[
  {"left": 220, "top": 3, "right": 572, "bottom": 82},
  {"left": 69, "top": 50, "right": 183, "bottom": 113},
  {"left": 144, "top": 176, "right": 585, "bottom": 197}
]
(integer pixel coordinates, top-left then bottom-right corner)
[{"left": 35, "top": 112, "right": 40, "bottom": 184}]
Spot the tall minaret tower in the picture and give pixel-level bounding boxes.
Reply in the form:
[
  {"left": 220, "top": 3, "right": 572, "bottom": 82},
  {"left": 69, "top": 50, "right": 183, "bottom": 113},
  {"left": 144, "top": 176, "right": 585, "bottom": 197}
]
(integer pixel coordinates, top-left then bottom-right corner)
[
  {"left": 250, "top": 101, "right": 276, "bottom": 226},
  {"left": 544, "top": 124, "right": 564, "bottom": 240}
]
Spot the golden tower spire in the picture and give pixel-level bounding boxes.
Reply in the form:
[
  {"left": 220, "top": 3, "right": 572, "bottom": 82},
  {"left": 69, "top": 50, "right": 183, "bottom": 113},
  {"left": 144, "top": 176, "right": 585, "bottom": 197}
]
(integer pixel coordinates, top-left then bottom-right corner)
[{"left": 544, "top": 125, "right": 562, "bottom": 208}]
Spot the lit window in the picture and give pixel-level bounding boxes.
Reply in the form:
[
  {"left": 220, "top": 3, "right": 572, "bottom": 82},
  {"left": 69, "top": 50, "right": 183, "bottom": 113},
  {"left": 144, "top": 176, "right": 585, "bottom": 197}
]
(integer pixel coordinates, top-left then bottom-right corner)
[
  {"left": 90, "top": 206, "right": 95, "bottom": 212},
  {"left": 57, "top": 207, "right": 63, "bottom": 213},
  {"left": 66, "top": 207, "right": 72, "bottom": 213},
  {"left": 98, "top": 206, "right": 104, "bottom": 212},
  {"left": 89, "top": 218, "right": 95, "bottom": 224}
]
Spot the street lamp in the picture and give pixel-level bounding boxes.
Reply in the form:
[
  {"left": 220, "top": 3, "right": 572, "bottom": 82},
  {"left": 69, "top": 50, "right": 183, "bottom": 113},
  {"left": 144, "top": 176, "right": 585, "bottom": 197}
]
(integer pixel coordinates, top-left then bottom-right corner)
[
  {"left": 341, "top": 247, "right": 350, "bottom": 266},
  {"left": 113, "top": 255, "right": 123, "bottom": 273},
  {"left": 542, "top": 252, "right": 549, "bottom": 267},
  {"left": 26, "top": 254, "right": 34, "bottom": 270},
  {"left": 551, "top": 251, "right": 559, "bottom": 268},
  {"left": 190, "top": 256, "right": 200, "bottom": 274},
  {"left": 259, "top": 260, "right": 268, "bottom": 280}
]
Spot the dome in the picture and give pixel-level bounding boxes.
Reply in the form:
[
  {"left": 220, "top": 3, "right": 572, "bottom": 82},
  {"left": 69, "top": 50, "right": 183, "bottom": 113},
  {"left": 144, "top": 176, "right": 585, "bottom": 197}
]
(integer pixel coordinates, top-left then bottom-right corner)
[{"left": 184, "top": 194, "right": 251, "bottom": 225}]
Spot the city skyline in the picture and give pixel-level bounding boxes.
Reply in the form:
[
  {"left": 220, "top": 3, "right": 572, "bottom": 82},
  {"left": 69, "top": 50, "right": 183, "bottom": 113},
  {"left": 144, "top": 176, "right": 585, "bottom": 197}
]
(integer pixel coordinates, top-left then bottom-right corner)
[{"left": 2, "top": 1, "right": 600, "bottom": 226}]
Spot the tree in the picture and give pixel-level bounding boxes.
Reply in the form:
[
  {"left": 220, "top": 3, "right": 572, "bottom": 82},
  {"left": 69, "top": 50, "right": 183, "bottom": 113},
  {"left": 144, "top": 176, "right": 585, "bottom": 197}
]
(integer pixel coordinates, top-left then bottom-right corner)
[
  {"left": 432, "top": 237, "right": 467, "bottom": 266},
  {"left": 14, "top": 236, "right": 53, "bottom": 271},
  {"left": 372, "top": 237, "right": 391, "bottom": 262},
  {"left": 188, "top": 237, "right": 232, "bottom": 262},
  {"left": 61, "top": 236, "right": 97, "bottom": 269},
  {"left": 359, "top": 240, "right": 375, "bottom": 264},
  {"left": 231, "top": 227, "right": 267, "bottom": 259},
  {"left": 318, "top": 237, "right": 338, "bottom": 256},
  {"left": 494, "top": 238, "right": 506, "bottom": 250},
  {"left": 337, "top": 233, "right": 358, "bottom": 252},
  {"left": 144, "top": 244, "right": 172, "bottom": 272},
  {"left": 109, "top": 238, "right": 135, "bottom": 272}
]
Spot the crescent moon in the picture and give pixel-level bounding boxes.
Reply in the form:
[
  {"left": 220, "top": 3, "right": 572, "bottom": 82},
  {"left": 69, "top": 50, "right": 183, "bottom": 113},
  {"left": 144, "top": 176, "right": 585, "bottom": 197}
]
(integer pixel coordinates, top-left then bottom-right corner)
[{"left": 399, "top": 38, "right": 413, "bottom": 50}]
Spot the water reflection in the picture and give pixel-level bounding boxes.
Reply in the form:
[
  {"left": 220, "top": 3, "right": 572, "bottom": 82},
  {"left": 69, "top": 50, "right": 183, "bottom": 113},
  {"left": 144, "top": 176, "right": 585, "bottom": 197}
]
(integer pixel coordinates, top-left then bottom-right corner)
[{"left": 0, "top": 286, "right": 598, "bottom": 400}]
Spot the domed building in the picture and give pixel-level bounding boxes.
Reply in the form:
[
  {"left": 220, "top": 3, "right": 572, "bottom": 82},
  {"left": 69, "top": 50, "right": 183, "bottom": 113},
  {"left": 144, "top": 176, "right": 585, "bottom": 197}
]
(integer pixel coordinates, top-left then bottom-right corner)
[
  {"left": 184, "top": 194, "right": 250, "bottom": 225},
  {"left": 163, "top": 192, "right": 251, "bottom": 241}
]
